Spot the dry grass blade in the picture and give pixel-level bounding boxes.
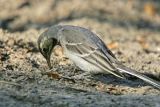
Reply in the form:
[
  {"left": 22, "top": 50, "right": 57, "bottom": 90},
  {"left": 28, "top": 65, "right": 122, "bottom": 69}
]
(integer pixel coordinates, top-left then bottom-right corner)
[{"left": 0, "top": 80, "right": 22, "bottom": 87}]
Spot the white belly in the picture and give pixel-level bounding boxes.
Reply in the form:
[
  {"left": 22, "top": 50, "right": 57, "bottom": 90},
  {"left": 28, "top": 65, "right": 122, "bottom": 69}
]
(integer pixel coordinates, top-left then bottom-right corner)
[{"left": 64, "top": 50, "right": 102, "bottom": 73}]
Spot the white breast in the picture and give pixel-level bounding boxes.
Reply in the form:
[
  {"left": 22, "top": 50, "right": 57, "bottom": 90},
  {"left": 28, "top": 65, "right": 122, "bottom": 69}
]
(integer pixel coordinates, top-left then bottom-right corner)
[{"left": 64, "top": 49, "right": 102, "bottom": 73}]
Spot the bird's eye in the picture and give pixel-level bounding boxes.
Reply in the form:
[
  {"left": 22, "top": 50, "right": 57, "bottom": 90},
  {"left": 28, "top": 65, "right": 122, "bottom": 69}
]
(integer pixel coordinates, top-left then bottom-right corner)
[{"left": 42, "top": 48, "right": 47, "bottom": 52}]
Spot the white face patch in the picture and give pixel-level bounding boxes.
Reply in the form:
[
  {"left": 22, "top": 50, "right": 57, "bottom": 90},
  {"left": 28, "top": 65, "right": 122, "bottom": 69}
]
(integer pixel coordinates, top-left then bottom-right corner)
[{"left": 40, "top": 37, "right": 47, "bottom": 50}]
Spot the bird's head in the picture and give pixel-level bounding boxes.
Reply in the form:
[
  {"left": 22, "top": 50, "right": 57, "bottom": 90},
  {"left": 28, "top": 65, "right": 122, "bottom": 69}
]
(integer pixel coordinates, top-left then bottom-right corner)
[{"left": 38, "top": 26, "right": 61, "bottom": 69}]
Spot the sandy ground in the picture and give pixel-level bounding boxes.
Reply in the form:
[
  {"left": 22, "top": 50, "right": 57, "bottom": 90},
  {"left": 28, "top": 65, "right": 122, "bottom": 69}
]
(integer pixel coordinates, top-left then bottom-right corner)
[{"left": 0, "top": 0, "right": 160, "bottom": 107}]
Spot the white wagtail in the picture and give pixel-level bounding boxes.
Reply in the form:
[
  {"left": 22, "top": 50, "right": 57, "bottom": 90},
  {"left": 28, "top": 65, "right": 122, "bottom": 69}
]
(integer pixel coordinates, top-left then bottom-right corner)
[{"left": 38, "top": 25, "right": 160, "bottom": 90}]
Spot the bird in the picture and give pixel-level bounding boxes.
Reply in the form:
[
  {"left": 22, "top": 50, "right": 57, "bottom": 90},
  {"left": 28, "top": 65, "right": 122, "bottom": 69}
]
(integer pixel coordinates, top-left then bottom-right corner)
[{"left": 38, "top": 25, "right": 160, "bottom": 90}]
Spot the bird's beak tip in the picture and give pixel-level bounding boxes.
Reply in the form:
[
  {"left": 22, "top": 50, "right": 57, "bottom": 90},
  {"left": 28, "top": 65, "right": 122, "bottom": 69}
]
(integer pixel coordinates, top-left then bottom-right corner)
[{"left": 46, "top": 58, "right": 52, "bottom": 69}]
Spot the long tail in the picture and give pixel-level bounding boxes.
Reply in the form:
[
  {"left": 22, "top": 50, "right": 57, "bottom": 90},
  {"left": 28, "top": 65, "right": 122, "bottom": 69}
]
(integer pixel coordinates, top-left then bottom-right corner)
[{"left": 115, "top": 64, "right": 160, "bottom": 90}]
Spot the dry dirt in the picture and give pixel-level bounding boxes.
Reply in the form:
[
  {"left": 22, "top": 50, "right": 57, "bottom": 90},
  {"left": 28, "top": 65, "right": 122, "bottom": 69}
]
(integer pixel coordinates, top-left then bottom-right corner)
[{"left": 0, "top": 0, "right": 160, "bottom": 107}]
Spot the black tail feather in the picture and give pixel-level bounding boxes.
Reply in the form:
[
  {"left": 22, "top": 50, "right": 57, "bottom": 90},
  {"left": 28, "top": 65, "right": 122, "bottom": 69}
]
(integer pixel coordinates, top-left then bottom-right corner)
[{"left": 116, "top": 64, "right": 160, "bottom": 90}]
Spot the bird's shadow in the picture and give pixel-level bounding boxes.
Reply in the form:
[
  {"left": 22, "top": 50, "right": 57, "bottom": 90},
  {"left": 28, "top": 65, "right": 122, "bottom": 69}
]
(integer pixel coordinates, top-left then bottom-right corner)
[{"left": 91, "top": 73, "right": 150, "bottom": 88}]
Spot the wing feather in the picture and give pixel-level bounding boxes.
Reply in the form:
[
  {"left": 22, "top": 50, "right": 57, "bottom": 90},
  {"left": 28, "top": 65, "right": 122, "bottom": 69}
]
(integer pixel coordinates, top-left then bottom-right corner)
[
  {"left": 74, "top": 44, "right": 124, "bottom": 78},
  {"left": 66, "top": 43, "right": 124, "bottom": 78},
  {"left": 59, "top": 27, "right": 124, "bottom": 78}
]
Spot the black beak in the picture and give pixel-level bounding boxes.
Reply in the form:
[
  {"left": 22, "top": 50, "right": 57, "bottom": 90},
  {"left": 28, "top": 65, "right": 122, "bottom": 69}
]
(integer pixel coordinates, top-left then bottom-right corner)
[{"left": 46, "top": 55, "right": 52, "bottom": 69}]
